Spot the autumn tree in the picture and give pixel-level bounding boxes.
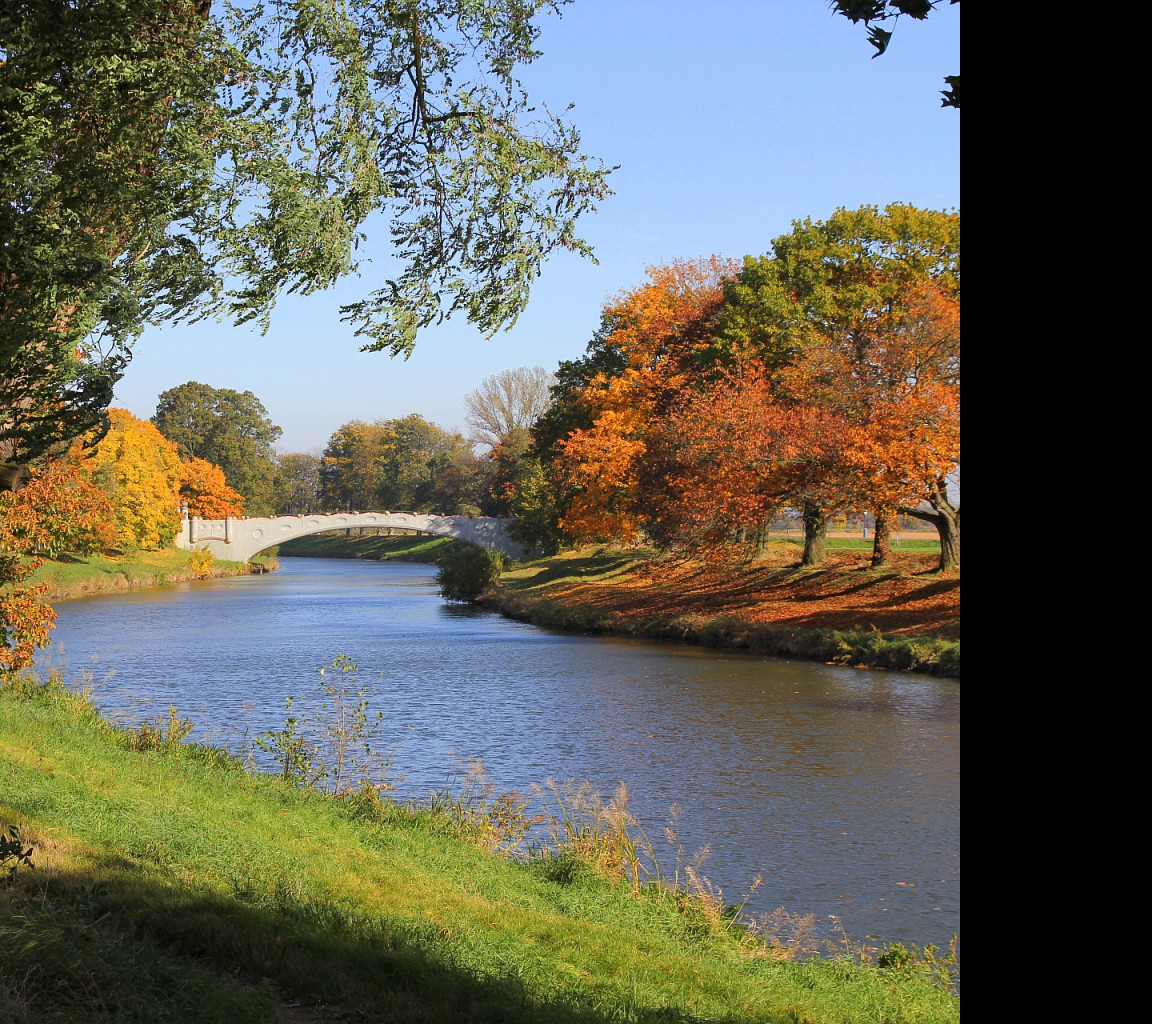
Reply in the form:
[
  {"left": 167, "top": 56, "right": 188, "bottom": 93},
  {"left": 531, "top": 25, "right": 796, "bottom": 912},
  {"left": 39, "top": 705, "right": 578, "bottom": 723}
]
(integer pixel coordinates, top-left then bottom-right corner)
[
  {"left": 551, "top": 257, "right": 738, "bottom": 544},
  {"left": 834, "top": 283, "right": 960, "bottom": 567},
  {"left": 88, "top": 409, "right": 183, "bottom": 549},
  {"left": 0, "top": 453, "right": 117, "bottom": 670},
  {"left": 178, "top": 458, "right": 246, "bottom": 519},
  {"left": 717, "top": 204, "right": 960, "bottom": 566},
  {"left": 2, "top": 0, "right": 610, "bottom": 485},
  {"left": 464, "top": 366, "right": 556, "bottom": 449},
  {"left": 321, "top": 421, "right": 391, "bottom": 512},
  {"left": 152, "top": 382, "right": 282, "bottom": 515},
  {"left": 652, "top": 365, "right": 851, "bottom": 563}
]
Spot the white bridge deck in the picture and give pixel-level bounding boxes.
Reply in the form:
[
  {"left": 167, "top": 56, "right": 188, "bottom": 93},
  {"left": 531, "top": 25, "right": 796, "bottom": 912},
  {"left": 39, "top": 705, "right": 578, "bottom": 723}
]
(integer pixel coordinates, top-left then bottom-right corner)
[{"left": 176, "top": 511, "right": 527, "bottom": 562}]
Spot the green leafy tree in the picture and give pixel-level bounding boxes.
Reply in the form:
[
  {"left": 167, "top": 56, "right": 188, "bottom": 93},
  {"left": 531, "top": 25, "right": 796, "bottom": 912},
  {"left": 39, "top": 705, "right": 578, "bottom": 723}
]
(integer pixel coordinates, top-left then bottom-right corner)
[
  {"left": 273, "top": 452, "right": 322, "bottom": 515},
  {"left": 152, "top": 382, "right": 282, "bottom": 515},
  {"left": 0, "top": 0, "right": 211, "bottom": 482},
  {"left": 423, "top": 451, "right": 487, "bottom": 516},
  {"left": 321, "top": 415, "right": 470, "bottom": 512},
  {"left": 375, "top": 414, "right": 472, "bottom": 511},
  {"left": 1, "top": 0, "right": 611, "bottom": 479}
]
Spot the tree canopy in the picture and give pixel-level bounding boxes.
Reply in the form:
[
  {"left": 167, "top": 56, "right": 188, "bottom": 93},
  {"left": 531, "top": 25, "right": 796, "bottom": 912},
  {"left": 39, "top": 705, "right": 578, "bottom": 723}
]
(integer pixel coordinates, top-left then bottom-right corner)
[
  {"left": 0, "top": 0, "right": 611, "bottom": 475},
  {"left": 152, "top": 382, "right": 282, "bottom": 514},
  {"left": 464, "top": 366, "right": 555, "bottom": 449}
]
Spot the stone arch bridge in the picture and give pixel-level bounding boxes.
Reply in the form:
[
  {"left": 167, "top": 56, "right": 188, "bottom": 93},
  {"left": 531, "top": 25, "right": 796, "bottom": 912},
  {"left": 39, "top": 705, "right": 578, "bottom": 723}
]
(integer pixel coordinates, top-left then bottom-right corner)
[{"left": 176, "top": 511, "right": 528, "bottom": 563}]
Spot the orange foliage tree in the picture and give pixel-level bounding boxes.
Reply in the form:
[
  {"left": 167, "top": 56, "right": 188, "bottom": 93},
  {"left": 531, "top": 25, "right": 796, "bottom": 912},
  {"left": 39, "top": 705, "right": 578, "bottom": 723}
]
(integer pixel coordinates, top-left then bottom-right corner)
[
  {"left": 787, "top": 281, "right": 960, "bottom": 568},
  {"left": 179, "top": 457, "right": 246, "bottom": 519},
  {"left": 0, "top": 453, "right": 117, "bottom": 671},
  {"left": 715, "top": 205, "right": 960, "bottom": 567},
  {"left": 88, "top": 409, "right": 183, "bottom": 549},
  {"left": 652, "top": 364, "right": 851, "bottom": 562},
  {"left": 554, "top": 257, "right": 738, "bottom": 544}
]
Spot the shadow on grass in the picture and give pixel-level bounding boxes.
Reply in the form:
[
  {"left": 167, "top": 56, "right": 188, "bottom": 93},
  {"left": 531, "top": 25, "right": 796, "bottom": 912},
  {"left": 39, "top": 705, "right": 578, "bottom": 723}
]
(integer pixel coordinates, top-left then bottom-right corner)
[
  {"left": 515, "top": 555, "right": 636, "bottom": 588},
  {"left": 5, "top": 853, "right": 711, "bottom": 1024}
]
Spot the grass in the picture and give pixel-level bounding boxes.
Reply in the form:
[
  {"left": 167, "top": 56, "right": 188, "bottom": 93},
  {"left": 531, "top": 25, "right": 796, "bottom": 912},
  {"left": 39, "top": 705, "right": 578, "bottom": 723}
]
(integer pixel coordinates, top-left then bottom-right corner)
[
  {"left": 26, "top": 547, "right": 273, "bottom": 602},
  {"left": 278, "top": 531, "right": 459, "bottom": 563},
  {"left": 0, "top": 674, "right": 960, "bottom": 1023},
  {"left": 485, "top": 545, "right": 960, "bottom": 677}
]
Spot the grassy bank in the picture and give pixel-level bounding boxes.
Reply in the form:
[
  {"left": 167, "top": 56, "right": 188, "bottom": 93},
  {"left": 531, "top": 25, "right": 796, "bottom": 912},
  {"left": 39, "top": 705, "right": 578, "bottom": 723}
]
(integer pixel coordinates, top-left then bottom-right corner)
[
  {"left": 0, "top": 675, "right": 958, "bottom": 1023},
  {"left": 484, "top": 546, "right": 960, "bottom": 678},
  {"left": 26, "top": 547, "right": 275, "bottom": 602},
  {"left": 278, "top": 531, "right": 458, "bottom": 563}
]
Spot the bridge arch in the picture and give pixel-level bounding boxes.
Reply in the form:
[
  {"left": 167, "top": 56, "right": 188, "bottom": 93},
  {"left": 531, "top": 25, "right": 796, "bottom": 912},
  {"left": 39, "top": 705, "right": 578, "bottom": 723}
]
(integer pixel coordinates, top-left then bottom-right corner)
[{"left": 175, "top": 511, "right": 528, "bottom": 563}]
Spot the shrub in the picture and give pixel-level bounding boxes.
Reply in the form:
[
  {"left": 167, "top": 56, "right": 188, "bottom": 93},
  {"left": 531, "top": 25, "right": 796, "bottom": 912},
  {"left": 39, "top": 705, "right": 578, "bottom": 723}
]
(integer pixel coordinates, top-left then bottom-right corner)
[
  {"left": 187, "top": 545, "right": 216, "bottom": 579},
  {"left": 435, "top": 543, "right": 504, "bottom": 602}
]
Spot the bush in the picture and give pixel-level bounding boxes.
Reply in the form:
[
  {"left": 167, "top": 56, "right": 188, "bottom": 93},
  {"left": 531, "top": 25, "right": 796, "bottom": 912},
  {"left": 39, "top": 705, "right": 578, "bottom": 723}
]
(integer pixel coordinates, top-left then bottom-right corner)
[{"left": 436, "top": 543, "right": 504, "bottom": 603}]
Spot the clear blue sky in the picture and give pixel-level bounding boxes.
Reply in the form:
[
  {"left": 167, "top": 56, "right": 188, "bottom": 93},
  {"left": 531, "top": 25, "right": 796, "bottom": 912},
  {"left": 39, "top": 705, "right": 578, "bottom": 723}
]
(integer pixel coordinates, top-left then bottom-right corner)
[{"left": 112, "top": 0, "right": 960, "bottom": 454}]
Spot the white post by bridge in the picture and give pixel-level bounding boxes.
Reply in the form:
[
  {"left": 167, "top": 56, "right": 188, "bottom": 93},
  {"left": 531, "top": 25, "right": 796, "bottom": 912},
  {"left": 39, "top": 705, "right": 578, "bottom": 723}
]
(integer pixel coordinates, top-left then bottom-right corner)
[{"left": 176, "top": 511, "right": 529, "bottom": 562}]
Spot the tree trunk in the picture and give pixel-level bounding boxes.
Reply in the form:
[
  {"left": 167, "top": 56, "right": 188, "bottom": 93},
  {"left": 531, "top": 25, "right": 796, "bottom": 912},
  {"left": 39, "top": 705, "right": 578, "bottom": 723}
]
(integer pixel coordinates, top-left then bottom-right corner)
[
  {"left": 801, "top": 503, "right": 827, "bottom": 566},
  {"left": 871, "top": 510, "right": 892, "bottom": 568},
  {"left": 900, "top": 476, "right": 959, "bottom": 572}
]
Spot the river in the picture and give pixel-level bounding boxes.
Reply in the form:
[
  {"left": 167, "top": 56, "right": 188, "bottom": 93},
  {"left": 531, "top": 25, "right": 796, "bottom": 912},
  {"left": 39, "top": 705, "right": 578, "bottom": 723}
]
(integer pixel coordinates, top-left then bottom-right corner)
[{"left": 42, "top": 556, "right": 959, "bottom": 952}]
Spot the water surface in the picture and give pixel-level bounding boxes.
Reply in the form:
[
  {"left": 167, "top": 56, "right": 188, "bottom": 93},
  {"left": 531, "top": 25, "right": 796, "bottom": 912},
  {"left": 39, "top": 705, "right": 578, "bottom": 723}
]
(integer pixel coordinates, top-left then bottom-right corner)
[{"left": 44, "top": 557, "right": 960, "bottom": 949}]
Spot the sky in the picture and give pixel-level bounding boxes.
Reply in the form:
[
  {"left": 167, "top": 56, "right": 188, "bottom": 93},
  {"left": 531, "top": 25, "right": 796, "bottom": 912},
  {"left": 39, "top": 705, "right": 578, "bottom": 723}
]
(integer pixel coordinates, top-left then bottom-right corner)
[{"left": 111, "top": 0, "right": 960, "bottom": 455}]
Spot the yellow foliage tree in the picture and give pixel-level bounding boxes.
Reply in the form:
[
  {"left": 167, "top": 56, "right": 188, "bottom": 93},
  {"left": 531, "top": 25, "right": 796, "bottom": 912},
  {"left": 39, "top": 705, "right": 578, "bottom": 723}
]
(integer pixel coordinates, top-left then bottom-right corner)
[{"left": 88, "top": 409, "right": 182, "bottom": 549}]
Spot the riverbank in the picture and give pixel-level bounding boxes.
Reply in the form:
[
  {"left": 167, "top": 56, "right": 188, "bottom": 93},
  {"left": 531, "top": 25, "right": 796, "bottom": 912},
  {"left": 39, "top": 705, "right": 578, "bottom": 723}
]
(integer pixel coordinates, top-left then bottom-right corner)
[
  {"left": 0, "top": 674, "right": 959, "bottom": 1023},
  {"left": 28, "top": 547, "right": 276, "bottom": 602},
  {"left": 483, "top": 544, "right": 960, "bottom": 678}
]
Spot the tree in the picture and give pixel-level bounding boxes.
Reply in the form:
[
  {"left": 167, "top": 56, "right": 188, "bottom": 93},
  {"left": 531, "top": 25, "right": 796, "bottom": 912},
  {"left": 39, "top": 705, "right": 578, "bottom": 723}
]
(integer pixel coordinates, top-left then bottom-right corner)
[
  {"left": 829, "top": 0, "right": 960, "bottom": 108},
  {"left": 717, "top": 204, "right": 959, "bottom": 567},
  {"left": 273, "top": 453, "right": 322, "bottom": 515},
  {"left": 464, "top": 366, "right": 556, "bottom": 449},
  {"left": 550, "top": 257, "right": 737, "bottom": 544},
  {"left": 0, "top": 0, "right": 212, "bottom": 483},
  {"left": 1, "top": 0, "right": 611, "bottom": 481},
  {"left": 320, "top": 415, "right": 471, "bottom": 512},
  {"left": 0, "top": 452, "right": 117, "bottom": 670},
  {"left": 178, "top": 457, "right": 246, "bottom": 519},
  {"left": 654, "top": 365, "right": 851, "bottom": 564},
  {"left": 481, "top": 425, "right": 563, "bottom": 553},
  {"left": 375, "top": 414, "right": 472, "bottom": 511},
  {"left": 88, "top": 409, "right": 183, "bottom": 549},
  {"left": 152, "top": 382, "right": 282, "bottom": 515},
  {"left": 321, "top": 421, "right": 391, "bottom": 511}
]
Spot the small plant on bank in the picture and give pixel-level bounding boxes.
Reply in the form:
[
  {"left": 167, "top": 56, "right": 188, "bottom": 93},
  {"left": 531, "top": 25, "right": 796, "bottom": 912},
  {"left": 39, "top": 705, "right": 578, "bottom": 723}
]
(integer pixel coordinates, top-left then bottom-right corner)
[
  {"left": 256, "top": 655, "right": 396, "bottom": 796},
  {"left": 187, "top": 544, "right": 216, "bottom": 579},
  {"left": 255, "top": 694, "right": 317, "bottom": 786},
  {"left": 123, "top": 704, "right": 194, "bottom": 752},
  {"left": 436, "top": 543, "right": 504, "bottom": 602},
  {"left": 425, "top": 758, "right": 541, "bottom": 854}
]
